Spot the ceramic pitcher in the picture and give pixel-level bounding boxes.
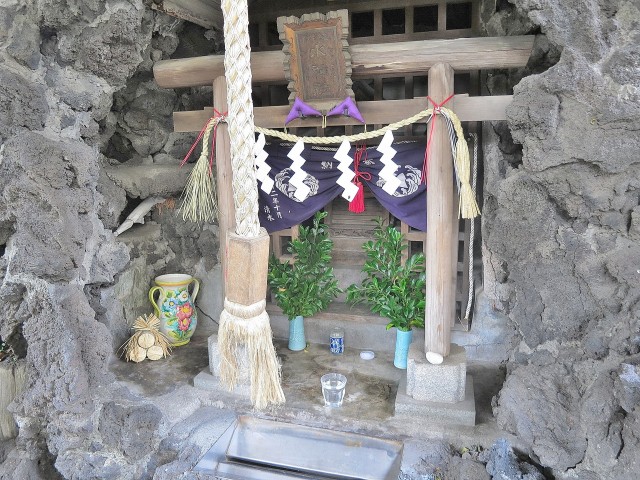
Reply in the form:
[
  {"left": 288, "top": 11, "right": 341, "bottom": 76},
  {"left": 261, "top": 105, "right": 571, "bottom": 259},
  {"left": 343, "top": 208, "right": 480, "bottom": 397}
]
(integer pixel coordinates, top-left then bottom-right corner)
[{"left": 149, "top": 274, "right": 200, "bottom": 346}]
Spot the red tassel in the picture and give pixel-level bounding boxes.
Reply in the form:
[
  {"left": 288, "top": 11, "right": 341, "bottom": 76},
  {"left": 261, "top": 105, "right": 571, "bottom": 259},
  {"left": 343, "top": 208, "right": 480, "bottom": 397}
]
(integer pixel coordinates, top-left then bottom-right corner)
[{"left": 349, "top": 181, "right": 365, "bottom": 213}]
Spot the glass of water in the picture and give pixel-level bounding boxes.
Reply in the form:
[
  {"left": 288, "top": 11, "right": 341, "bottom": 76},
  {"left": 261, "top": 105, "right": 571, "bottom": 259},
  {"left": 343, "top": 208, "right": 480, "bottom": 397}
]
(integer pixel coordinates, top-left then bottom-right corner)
[{"left": 321, "top": 373, "right": 347, "bottom": 407}]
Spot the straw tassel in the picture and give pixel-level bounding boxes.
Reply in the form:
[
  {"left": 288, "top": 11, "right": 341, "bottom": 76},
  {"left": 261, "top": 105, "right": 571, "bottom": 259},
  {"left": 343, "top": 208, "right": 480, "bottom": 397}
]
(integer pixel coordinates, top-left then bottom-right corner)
[
  {"left": 455, "top": 135, "right": 480, "bottom": 218},
  {"left": 459, "top": 183, "right": 480, "bottom": 218},
  {"left": 439, "top": 107, "right": 481, "bottom": 219},
  {"left": 179, "top": 113, "right": 226, "bottom": 223}
]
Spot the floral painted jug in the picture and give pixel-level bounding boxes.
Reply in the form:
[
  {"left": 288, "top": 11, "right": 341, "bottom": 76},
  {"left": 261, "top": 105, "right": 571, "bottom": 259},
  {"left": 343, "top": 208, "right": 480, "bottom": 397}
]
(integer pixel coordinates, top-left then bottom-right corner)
[{"left": 149, "top": 274, "right": 199, "bottom": 346}]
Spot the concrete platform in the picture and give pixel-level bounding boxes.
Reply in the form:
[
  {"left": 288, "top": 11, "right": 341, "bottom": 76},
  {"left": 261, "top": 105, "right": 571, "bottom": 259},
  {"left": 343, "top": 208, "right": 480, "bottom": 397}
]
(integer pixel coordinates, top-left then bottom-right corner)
[
  {"left": 110, "top": 331, "right": 518, "bottom": 480},
  {"left": 395, "top": 375, "right": 476, "bottom": 426},
  {"left": 196, "top": 337, "right": 475, "bottom": 428},
  {"left": 196, "top": 337, "right": 403, "bottom": 420}
]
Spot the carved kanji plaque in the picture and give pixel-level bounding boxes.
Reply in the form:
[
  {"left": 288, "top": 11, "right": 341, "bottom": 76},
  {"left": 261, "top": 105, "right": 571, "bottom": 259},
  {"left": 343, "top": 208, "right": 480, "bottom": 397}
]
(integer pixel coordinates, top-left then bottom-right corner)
[{"left": 277, "top": 10, "right": 354, "bottom": 111}]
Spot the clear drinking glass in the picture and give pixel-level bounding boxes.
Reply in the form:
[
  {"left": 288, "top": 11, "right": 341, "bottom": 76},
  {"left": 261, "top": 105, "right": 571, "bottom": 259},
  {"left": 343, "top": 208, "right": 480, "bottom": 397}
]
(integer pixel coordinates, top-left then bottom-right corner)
[{"left": 321, "top": 373, "right": 347, "bottom": 407}]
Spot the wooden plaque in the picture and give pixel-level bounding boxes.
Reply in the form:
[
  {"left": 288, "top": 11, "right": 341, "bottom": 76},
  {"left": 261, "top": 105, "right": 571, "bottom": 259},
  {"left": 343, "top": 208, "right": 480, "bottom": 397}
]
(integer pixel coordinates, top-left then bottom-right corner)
[{"left": 277, "top": 10, "right": 354, "bottom": 111}]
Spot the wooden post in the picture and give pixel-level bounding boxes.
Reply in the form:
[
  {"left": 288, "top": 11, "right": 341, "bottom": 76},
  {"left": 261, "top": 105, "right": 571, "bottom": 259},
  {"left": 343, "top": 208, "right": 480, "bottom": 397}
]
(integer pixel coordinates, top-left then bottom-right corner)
[
  {"left": 425, "top": 63, "right": 456, "bottom": 359},
  {"left": 213, "top": 76, "right": 235, "bottom": 297}
]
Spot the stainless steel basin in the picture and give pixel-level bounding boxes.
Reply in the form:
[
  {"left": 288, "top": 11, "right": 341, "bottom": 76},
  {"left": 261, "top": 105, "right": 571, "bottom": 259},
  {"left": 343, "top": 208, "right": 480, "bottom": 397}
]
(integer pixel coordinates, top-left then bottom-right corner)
[{"left": 194, "top": 416, "right": 403, "bottom": 479}]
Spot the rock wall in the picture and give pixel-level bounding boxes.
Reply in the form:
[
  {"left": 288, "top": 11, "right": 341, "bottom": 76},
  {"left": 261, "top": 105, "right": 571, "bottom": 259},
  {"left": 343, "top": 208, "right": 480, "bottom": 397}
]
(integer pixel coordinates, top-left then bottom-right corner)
[
  {"left": 0, "top": 1, "right": 220, "bottom": 478},
  {"left": 482, "top": 1, "right": 640, "bottom": 478}
]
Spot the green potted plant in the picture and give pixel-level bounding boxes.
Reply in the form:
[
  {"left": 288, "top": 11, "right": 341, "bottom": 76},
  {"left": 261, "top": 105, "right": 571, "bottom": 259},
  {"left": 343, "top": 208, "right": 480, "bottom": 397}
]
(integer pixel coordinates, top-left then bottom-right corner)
[
  {"left": 268, "top": 211, "right": 341, "bottom": 351},
  {"left": 346, "top": 218, "right": 426, "bottom": 368}
]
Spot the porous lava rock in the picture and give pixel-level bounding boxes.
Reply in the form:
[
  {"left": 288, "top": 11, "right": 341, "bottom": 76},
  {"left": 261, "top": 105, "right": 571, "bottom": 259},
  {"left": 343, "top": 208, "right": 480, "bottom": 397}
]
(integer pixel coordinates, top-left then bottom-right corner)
[{"left": 486, "top": 1, "right": 640, "bottom": 478}]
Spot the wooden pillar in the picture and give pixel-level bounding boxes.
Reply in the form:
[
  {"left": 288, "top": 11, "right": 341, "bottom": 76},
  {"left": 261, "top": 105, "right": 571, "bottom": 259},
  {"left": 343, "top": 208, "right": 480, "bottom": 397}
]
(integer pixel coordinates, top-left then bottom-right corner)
[
  {"left": 213, "top": 76, "right": 235, "bottom": 297},
  {"left": 425, "top": 63, "right": 456, "bottom": 359}
]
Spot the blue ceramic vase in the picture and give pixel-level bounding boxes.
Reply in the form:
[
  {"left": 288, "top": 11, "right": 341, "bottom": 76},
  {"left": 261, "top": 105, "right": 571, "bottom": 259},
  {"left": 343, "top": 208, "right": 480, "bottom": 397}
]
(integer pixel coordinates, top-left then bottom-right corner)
[
  {"left": 289, "top": 315, "right": 306, "bottom": 351},
  {"left": 393, "top": 328, "right": 413, "bottom": 369}
]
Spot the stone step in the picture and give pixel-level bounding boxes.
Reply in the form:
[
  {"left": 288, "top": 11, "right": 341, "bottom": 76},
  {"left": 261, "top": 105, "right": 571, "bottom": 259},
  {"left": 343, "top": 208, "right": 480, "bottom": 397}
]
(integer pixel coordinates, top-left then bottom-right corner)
[
  {"left": 395, "top": 375, "right": 476, "bottom": 426},
  {"left": 267, "top": 302, "right": 398, "bottom": 353},
  {"left": 267, "top": 298, "right": 469, "bottom": 354}
]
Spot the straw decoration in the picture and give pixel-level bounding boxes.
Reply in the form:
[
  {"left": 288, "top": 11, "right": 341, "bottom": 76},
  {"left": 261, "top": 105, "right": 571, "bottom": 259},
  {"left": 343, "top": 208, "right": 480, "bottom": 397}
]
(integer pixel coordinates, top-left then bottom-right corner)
[
  {"left": 120, "top": 314, "right": 172, "bottom": 362},
  {"left": 440, "top": 107, "right": 481, "bottom": 219},
  {"left": 179, "top": 114, "right": 226, "bottom": 224}
]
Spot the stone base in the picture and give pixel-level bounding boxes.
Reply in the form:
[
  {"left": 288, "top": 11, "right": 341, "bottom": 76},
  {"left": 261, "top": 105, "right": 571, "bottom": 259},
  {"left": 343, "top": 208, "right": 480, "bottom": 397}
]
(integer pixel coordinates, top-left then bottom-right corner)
[
  {"left": 395, "top": 375, "right": 476, "bottom": 426},
  {"left": 207, "top": 334, "right": 251, "bottom": 381},
  {"left": 406, "top": 343, "right": 467, "bottom": 403},
  {"left": 192, "top": 334, "right": 251, "bottom": 399},
  {"left": 193, "top": 370, "right": 251, "bottom": 397}
]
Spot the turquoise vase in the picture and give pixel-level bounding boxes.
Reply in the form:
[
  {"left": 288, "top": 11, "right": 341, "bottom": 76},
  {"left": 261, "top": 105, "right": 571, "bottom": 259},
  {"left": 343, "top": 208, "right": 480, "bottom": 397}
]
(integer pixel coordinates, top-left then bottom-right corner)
[
  {"left": 394, "top": 328, "right": 413, "bottom": 369},
  {"left": 289, "top": 315, "right": 306, "bottom": 351}
]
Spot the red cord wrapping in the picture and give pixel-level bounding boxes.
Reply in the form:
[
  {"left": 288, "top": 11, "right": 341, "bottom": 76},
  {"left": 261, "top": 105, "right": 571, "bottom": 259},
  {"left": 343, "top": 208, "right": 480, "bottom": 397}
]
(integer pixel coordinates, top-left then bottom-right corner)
[
  {"left": 179, "top": 109, "right": 228, "bottom": 175},
  {"left": 421, "top": 94, "right": 454, "bottom": 185}
]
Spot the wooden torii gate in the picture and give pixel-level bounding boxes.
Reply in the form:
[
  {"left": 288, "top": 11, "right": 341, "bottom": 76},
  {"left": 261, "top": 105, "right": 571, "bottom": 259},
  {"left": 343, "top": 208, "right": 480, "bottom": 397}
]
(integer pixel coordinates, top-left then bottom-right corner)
[{"left": 153, "top": 30, "right": 533, "bottom": 362}]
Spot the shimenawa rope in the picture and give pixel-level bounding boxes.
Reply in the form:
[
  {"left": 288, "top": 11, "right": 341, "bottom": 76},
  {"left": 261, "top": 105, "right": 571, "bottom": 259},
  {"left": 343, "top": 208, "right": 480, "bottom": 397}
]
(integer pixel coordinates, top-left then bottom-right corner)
[
  {"left": 185, "top": 105, "right": 480, "bottom": 220},
  {"left": 464, "top": 133, "right": 479, "bottom": 323},
  {"left": 219, "top": 0, "right": 285, "bottom": 409},
  {"left": 223, "top": 0, "right": 261, "bottom": 238}
]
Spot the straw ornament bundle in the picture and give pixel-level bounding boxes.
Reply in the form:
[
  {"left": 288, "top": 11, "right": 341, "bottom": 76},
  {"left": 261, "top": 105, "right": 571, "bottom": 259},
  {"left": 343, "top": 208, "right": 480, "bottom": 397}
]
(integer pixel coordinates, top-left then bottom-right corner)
[
  {"left": 121, "top": 314, "right": 172, "bottom": 363},
  {"left": 180, "top": 115, "right": 224, "bottom": 224}
]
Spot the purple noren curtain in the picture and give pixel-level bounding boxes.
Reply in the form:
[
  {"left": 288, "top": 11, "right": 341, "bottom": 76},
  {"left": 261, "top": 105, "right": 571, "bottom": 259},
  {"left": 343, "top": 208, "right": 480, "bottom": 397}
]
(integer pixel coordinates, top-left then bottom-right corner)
[{"left": 258, "top": 142, "right": 428, "bottom": 232}]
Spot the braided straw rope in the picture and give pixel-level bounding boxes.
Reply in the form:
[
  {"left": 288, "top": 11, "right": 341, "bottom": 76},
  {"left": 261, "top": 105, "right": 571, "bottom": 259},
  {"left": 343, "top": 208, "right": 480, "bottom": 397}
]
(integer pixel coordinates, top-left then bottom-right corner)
[
  {"left": 222, "top": 0, "right": 260, "bottom": 237},
  {"left": 464, "top": 133, "right": 479, "bottom": 322},
  {"left": 194, "top": 105, "right": 480, "bottom": 219},
  {"left": 255, "top": 109, "right": 433, "bottom": 144},
  {"left": 220, "top": 0, "right": 285, "bottom": 410}
]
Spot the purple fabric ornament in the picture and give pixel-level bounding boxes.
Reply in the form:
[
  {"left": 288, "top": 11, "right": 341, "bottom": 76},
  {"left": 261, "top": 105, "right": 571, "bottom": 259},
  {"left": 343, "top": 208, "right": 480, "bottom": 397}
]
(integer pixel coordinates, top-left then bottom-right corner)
[
  {"left": 284, "top": 97, "right": 323, "bottom": 125},
  {"left": 327, "top": 97, "right": 365, "bottom": 123}
]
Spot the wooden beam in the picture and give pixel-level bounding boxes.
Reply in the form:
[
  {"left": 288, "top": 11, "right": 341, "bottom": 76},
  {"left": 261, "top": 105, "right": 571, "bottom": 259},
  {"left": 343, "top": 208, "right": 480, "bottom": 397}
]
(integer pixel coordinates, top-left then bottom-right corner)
[
  {"left": 213, "top": 76, "right": 235, "bottom": 298},
  {"left": 172, "top": 94, "right": 514, "bottom": 132},
  {"left": 151, "top": 0, "right": 222, "bottom": 30},
  {"left": 153, "top": 35, "right": 534, "bottom": 88},
  {"left": 425, "top": 63, "right": 455, "bottom": 359}
]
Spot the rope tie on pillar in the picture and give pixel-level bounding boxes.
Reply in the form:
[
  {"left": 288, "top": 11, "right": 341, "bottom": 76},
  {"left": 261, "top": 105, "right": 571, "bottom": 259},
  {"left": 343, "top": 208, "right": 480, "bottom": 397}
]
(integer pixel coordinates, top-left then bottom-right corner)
[{"left": 422, "top": 94, "right": 454, "bottom": 185}]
